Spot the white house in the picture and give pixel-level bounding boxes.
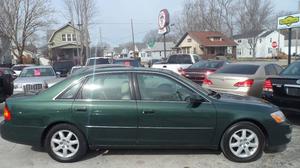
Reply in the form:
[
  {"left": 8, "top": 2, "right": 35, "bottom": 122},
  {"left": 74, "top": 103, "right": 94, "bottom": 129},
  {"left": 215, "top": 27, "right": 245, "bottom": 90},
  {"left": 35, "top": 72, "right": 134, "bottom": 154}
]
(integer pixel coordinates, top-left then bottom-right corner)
[
  {"left": 143, "top": 42, "right": 175, "bottom": 59},
  {"left": 233, "top": 30, "right": 285, "bottom": 58}
]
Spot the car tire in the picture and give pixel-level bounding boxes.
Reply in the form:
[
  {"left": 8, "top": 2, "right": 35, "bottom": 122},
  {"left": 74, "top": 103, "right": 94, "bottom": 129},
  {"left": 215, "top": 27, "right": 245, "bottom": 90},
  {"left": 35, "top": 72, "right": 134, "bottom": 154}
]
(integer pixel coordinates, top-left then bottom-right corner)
[
  {"left": 221, "top": 121, "right": 265, "bottom": 162},
  {"left": 3, "top": 74, "right": 13, "bottom": 96},
  {"left": 45, "top": 124, "right": 88, "bottom": 163}
]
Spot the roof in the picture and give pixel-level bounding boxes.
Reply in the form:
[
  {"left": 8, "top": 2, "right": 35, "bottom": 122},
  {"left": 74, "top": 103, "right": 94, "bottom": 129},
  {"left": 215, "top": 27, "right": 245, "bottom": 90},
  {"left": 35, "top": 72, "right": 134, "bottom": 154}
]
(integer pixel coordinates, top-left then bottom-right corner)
[
  {"left": 232, "top": 30, "right": 276, "bottom": 39},
  {"left": 147, "top": 42, "right": 175, "bottom": 51},
  {"left": 176, "top": 31, "right": 237, "bottom": 47},
  {"left": 48, "top": 23, "right": 79, "bottom": 43}
]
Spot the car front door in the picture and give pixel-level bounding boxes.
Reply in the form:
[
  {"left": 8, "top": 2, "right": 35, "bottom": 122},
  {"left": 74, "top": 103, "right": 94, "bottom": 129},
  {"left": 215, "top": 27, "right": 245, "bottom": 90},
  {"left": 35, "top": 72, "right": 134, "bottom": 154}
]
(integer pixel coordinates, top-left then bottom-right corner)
[
  {"left": 72, "top": 73, "right": 138, "bottom": 146},
  {"left": 135, "top": 73, "right": 216, "bottom": 146}
]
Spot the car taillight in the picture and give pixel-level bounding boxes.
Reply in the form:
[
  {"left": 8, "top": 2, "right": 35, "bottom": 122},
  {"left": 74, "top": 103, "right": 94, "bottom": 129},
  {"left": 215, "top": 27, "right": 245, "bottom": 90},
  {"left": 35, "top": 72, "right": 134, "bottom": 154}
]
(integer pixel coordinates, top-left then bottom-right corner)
[
  {"left": 234, "top": 79, "right": 254, "bottom": 87},
  {"left": 263, "top": 79, "right": 273, "bottom": 92},
  {"left": 203, "top": 78, "right": 213, "bottom": 85},
  {"left": 3, "top": 104, "right": 12, "bottom": 121},
  {"left": 205, "top": 70, "right": 214, "bottom": 77}
]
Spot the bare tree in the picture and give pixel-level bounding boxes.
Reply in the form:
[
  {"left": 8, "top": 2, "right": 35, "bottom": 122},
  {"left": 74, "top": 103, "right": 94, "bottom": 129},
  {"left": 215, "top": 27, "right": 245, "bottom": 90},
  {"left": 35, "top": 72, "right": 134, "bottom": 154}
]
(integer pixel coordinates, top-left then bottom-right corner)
[
  {"left": 143, "top": 29, "right": 177, "bottom": 44},
  {"left": 0, "top": 0, "right": 52, "bottom": 64},
  {"left": 64, "top": 0, "right": 96, "bottom": 65}
]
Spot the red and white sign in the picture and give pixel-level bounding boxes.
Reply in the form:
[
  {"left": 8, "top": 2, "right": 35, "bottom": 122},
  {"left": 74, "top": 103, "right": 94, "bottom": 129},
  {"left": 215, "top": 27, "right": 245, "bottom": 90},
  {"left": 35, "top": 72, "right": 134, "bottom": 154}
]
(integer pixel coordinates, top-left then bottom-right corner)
[
  {"left": 272, "top": 41, "right": 278, "bottom": 48},
  {"left": 158, "top": 9, "right": 170, "bottom": 35}
]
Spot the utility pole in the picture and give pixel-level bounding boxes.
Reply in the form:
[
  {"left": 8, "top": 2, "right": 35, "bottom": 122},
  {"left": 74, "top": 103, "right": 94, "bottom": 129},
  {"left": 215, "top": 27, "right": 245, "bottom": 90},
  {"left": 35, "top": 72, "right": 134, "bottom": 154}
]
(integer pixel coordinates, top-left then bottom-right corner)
[{"left": 131, "top": 19, "right": 135, "bottom": 56}]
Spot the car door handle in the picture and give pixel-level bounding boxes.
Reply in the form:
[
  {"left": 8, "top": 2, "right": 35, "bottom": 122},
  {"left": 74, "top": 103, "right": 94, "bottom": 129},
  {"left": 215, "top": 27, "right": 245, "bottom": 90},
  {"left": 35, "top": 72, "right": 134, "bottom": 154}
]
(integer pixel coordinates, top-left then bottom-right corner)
[
  {"left": 143, "top": 110, "right": 155, "bottom": 114},
  {"left": 75, "top": 107, "right": 87, "bottom": 112}
]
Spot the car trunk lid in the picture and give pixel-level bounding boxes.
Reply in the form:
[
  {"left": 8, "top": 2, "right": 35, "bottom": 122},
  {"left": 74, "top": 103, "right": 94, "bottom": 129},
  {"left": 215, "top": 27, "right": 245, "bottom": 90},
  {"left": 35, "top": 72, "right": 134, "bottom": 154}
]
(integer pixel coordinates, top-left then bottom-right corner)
[{"left": 207, "top": 73, "right": 252, "bottom": 89}]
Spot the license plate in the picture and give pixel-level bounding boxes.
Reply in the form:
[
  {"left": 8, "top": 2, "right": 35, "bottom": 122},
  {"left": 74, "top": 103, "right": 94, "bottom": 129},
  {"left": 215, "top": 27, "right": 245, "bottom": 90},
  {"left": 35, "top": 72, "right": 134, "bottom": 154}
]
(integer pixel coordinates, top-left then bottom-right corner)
[{"left": 286, "top": 87, "right": 300, "bottom": 97}]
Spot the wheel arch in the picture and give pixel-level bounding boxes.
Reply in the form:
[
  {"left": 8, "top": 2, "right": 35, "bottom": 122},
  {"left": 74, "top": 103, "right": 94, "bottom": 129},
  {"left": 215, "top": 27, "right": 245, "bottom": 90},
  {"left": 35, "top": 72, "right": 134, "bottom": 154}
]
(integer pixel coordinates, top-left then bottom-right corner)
[
  {"left": 40, "top": 121, "right": 87, "bottom": 147},
  {"left": 218, "top": 119, "right": 269, "bottom": 150}
]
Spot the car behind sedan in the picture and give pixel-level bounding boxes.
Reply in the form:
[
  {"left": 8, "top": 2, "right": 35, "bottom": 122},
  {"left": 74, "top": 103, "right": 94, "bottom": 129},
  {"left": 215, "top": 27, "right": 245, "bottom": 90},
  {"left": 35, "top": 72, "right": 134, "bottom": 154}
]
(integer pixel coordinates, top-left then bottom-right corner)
[
  {"left": 202, "top": 62, "right": 282, "bottom": 97},
  {"left": 1, "top": 68, "right": 291, "bottom": 163},
  {"left": 262, "top": 61, "right": 300, "bottom": 113}
]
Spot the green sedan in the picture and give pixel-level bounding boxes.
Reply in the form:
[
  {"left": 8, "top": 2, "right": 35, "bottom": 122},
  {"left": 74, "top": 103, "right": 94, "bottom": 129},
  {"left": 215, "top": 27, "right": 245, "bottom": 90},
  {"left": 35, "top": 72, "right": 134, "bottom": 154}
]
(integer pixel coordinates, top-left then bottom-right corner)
[{"left": 1, "top": 68, "right": 291, "bottom": 163}]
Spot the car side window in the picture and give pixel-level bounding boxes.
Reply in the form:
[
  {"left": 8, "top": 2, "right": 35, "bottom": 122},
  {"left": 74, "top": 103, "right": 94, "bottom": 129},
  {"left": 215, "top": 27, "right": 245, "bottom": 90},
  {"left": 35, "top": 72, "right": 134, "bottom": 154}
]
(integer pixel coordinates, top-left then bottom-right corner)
[
  {"left": 193, "top": 55, "right": 200, "bottom": 63},
  {"left": 137, "top": 74, "right": 195, "bottom": 102},
  {"left": 58, "top": 82, "right": 82, "bottom": 99},
  {"left": 265, "top": 65, "right": 277, "bottom": 75},
  {"left": 78, "top": 73, "right": 131, "bottom": 100}
]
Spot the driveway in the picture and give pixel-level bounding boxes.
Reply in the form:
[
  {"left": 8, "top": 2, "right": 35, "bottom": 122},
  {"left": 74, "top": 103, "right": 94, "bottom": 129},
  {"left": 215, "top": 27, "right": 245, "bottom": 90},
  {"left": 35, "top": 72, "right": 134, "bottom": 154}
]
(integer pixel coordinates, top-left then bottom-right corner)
[{"left": 0, "top": 116, "right": 299, "bottom": 168}]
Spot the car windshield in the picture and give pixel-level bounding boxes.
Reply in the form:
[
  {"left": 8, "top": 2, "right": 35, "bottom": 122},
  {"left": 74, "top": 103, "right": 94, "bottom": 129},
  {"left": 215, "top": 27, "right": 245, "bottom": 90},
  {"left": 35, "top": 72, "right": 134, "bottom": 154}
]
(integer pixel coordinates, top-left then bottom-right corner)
[
  {"left": 216, "top": 64, "right": 259, "bottom": 75},
  {"left": 20, "top": 68, "right": 55, "bottom": 77},
  {"left": 168, "top": 55, "right": 193, "bottom": 64},
  {"left": 189, "top": 61, "right": 224, "bottom": 69},
  {"left": 280, "top": 62, "right": 300, "bottom": 76},
  {"left": 87, "top": 58, "right": 109, "bottom": 66}
]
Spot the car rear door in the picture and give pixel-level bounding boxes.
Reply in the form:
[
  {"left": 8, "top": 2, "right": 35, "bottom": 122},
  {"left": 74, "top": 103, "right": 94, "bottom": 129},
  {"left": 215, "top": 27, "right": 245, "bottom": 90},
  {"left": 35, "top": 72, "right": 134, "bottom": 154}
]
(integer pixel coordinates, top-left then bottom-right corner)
[
  {"left": 71, "top": 72, "right": 138, "bottom": 146},
  {"left": 135, "top": 72, "right": 216, "bottom": 146}
]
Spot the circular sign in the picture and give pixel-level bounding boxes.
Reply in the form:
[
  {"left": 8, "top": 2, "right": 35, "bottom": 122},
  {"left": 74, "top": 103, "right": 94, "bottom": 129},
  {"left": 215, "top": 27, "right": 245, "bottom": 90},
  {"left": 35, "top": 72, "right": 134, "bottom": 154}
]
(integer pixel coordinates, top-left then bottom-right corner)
[
  {"left": 272, "top": 41, "right": 278, "bottom": 48},
  {"left": 158, "top": 9, "right": 170, "bottom": 29}
]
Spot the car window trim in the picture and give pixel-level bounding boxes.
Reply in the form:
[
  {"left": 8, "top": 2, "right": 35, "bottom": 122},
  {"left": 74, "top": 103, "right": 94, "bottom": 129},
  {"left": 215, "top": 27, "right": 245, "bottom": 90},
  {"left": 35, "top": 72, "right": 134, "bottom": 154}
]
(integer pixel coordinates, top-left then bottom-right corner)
[{"left": 133, "top": 72, "right": 210, "bottom": 103}]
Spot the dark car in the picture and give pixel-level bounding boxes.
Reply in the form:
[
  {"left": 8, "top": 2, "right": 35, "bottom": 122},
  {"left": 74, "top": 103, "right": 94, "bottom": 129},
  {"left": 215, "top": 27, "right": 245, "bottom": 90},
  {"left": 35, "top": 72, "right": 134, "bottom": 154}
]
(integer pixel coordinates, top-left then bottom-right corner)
[
  {"left": 53, "top": 61, "right": 74, "bottom": 77},
  {"left": 1, "top": 68, "right": 291, "bottom": 163},
  {"left": 262, "top": 61, "right": 300, "bottom": 113},
  {"left": 113, "top": 58, "right": 143, "bottom": 67},
  {"left": 180, "top": 60, "right": 228, "bottom": 84},
  {"left": 0, "top": 68, "right": 16, "bottom": 102}
]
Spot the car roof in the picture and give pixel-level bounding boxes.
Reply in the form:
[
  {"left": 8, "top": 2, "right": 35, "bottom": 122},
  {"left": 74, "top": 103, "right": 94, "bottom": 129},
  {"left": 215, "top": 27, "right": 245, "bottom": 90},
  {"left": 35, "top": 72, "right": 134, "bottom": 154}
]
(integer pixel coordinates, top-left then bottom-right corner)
[
  {"left": 87, "top": 57, "right": 108, "bottom": 60},
  {"left": 12, "top": 64, "right": 34, "bottom": 67}
]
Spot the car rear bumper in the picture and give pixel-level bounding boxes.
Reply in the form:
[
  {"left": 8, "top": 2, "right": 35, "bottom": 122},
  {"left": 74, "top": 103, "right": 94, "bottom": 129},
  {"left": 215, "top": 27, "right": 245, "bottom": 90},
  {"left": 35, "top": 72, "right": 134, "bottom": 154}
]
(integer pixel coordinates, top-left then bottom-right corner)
[
  {"left": 0, "top": 121, "right": 44, "bottom": 147},
  {"left": 263, "top": 92, "right": 300, "bottom": 113}
]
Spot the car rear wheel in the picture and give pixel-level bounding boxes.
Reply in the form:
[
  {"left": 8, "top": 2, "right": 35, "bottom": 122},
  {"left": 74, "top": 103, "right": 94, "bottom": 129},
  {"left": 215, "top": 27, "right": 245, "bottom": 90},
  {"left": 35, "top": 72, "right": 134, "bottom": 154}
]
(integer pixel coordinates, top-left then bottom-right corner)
[
  {"left": 45, "top": 124, "right": 87, "bottom": 162},
  {"left": 221, "top": 122, "right": 265, "bottom": 162}
]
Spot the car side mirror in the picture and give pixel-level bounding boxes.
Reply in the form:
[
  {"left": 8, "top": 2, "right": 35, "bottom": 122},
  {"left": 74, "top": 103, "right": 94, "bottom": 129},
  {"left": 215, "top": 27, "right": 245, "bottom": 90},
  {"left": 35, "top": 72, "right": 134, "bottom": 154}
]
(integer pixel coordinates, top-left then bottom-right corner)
[{"left": 186, "top": 95, "right": 205, "bottom": 108}]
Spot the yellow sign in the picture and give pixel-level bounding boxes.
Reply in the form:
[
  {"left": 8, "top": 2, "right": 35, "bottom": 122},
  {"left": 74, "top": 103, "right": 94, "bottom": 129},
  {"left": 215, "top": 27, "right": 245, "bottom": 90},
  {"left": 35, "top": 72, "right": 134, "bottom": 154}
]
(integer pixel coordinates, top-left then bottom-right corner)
[{"left": 279, "top": 16, "right": 300, "bottom": 27}]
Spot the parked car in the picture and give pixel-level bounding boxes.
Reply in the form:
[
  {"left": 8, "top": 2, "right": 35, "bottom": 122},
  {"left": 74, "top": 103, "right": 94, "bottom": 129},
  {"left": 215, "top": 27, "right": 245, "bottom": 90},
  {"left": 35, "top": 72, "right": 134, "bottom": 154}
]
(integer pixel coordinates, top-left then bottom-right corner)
[
  {"left": 85, "top": 57, "right": 110, "bottom": 66},
  {"left": 152, "top": 54, "right": 202, "bottom": 74},
  {"left": 180, "top": 60, "right": 229, "bottom": 84},
  {"left": 13, "top": 66, "right": 57, "bottom": 94},
  {"left": 53, "top": 60, "right": 74, "bottom": 77},
  {"left": 1, "top": 68, "right": 291, "bottom": 163},
  {"left": 11, "top": 64, "right": 34, "bottom": 76},
  {"left": 262, "top": 61, "right": 300, "bottom": 113},
  {"left": 202, "top": 62, "right": 283, "bottom": 97},
  {"left": 113, "top": 58, "right": 143, "bottom": 67},
  {"left": 0, "top": 68, "right": 15, "bottom": 102}
]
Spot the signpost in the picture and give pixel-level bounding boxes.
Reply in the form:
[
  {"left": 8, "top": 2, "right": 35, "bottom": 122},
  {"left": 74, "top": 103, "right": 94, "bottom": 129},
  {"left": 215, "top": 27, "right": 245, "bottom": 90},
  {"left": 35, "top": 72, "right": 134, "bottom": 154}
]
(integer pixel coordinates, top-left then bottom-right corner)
[
  {"left": 158, "top": 9, "right": 170, "bottom": 59},
  {"left": 278, "top": 14, "right": 300, "bottom": 65}
]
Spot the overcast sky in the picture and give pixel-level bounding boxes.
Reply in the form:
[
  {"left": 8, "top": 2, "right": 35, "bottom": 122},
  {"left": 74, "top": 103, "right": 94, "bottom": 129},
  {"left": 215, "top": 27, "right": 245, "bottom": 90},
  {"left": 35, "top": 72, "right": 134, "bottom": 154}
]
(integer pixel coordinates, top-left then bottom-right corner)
[{"left": 51, "top": 0, "right": 299, "bottom": 47}]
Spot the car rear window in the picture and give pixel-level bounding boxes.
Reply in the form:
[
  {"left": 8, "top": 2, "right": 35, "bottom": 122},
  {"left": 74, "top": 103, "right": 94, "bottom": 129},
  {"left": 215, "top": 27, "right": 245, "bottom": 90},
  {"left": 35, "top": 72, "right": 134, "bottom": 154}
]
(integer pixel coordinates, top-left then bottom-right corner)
[
  {"left": 189, "top": 61, "right": 225, "bottom": 69},
  {"left": 280, "top": 62, "right": 300, "bottom": 76},
  {"left": 168, "top": 55, "right": 192, "bottom": 64},
  {"left": 216, "top": 64, "right": 259, "bottom": 75},
  {"left": 87, "top": 58, "right": 109, "bottom": 66}
]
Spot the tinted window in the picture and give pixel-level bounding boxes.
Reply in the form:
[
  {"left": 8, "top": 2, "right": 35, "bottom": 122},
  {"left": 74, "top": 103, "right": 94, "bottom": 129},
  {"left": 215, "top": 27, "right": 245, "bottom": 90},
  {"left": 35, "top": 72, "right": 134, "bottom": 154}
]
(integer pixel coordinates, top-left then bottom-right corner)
[
  {"left": 59, "top": 82, "right": 82, "bottom": 99},
  {"left": 273, "top": 64, "right": 283, "bottom": 74},
  {"left": 265, "top": 64, "right": 277, "bottom": 75},
  {"left": 20, "top": 68, "right": 55, "bottom": 77},
  {"left": 87, "top": 58, "right": 109, "bottom": 66},
  {"left": 216, "top": 64, "right": 259, "bottom": 75},
  {"left": 79, "top": 74, "right": 131, "bottom": 100},
  {"left": 280, "top": 62, "right": 300, "bottom": 76},
  {"left": 168, "top": 55, "right": 192, "bottom": 64},
  {"left": 189, "top": 61, "right": 225, "bottom": 69},
  {"left": 137, "top": 74, "right": 195, "bottom": 101}
]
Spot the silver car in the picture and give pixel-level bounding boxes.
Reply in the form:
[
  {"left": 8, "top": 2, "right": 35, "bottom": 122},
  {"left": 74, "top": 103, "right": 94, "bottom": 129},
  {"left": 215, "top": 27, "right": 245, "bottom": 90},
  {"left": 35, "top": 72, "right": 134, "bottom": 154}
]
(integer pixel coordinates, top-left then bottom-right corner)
[
  {"left": 202, "top": 62, "right": 283, "bottom": 97},
  {"left": 14, "top": 66, "right": 57, "bottom": 94}
]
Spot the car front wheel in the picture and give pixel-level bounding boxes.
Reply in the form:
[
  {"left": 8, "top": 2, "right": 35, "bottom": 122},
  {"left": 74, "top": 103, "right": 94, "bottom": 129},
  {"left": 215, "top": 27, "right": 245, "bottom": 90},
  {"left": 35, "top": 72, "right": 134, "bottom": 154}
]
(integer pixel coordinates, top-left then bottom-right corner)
[
  {"left": 45, "top": 124, "right": 87, "bottom": 162},
  {"left": 221, "top": 122, "right": 265, "bottom": 162}
]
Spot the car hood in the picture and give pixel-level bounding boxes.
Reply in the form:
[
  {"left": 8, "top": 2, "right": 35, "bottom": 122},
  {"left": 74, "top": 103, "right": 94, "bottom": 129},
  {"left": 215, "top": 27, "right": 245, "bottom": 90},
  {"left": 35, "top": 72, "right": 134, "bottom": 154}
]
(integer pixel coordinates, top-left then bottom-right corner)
[
  {"left": 14, "top": 76, "right": 57, "bottom": 84},
  {"left": 217, "top": 93, "right": 276, "bottom": 108}
]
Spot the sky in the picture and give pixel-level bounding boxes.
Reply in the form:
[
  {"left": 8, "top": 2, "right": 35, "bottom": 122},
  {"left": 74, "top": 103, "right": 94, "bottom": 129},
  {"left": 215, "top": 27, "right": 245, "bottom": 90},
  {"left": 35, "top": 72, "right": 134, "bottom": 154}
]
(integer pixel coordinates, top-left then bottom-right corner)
[{"left": 51, "top": 0, "right": 299, "bottom": 47}]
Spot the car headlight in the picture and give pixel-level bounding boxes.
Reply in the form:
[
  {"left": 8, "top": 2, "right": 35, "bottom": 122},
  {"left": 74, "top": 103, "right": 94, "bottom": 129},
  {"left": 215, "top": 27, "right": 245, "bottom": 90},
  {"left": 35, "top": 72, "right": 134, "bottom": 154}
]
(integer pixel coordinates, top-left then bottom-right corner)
[{"left": 271, "top": 111, "right": 286, "bottom": 124}]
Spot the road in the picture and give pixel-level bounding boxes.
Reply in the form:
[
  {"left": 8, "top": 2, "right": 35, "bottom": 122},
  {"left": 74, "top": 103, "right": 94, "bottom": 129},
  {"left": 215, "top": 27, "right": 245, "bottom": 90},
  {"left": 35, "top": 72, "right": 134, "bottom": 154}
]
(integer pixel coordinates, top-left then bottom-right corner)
[{"left": 0, "top": 114, "right": 299, "bottom": 168}]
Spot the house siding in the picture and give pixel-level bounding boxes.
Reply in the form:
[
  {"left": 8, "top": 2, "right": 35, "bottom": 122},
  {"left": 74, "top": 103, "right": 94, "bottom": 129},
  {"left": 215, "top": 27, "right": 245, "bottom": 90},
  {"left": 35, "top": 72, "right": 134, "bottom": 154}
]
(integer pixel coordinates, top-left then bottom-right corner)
[
  {"left": 177, "top": 35, "right": 203, "bottom": 55},
  {"left": 49, "top": 25, "right": 80, "bottom": 48}
]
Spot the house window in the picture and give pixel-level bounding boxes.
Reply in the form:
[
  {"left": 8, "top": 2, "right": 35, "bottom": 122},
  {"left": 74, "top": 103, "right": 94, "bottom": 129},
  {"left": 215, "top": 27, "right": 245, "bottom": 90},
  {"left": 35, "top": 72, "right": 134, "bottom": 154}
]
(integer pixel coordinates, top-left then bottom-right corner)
[
  {"left": 270, "top": 38, "right": 272, "bottom": 42},
  {"left": 72, "top": 34, "right": 77, "bottom": 41},
  {"left": 237, "top": 49, "right": 242, "bottom": 55},
  {"left": 237, "top": 40, "right": 242, "bottom": 43},
  {"left": 187, "top": 38, "right": 192, "bottom": 42},
  {"left": 268, "top": 48, "right": 273, "bottom": 54},
  {"left": 67, "top": 34, "right": 72, "bottom": 41},
  {"left": 62, "top": 34, "right": 66, "bottom": 41}
]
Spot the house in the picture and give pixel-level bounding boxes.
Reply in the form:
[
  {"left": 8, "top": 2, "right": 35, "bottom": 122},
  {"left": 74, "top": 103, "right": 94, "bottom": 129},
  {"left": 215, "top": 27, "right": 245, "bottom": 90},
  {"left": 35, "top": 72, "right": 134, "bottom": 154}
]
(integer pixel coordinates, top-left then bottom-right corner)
[
  {"left": 233, "top": 30, "right": 284, "bottom": 58},
  {"left": 11, "top": 49, "right": 35, "bottom": 64},
  {"left": 48, "top": 23, "right": 83, "bottom": 65},
  {"left": 142, "top": 42, "right": 175, "bottom": 60},
  {"left": 174, "top": 32, "right": 237, "bottom": 59}
]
